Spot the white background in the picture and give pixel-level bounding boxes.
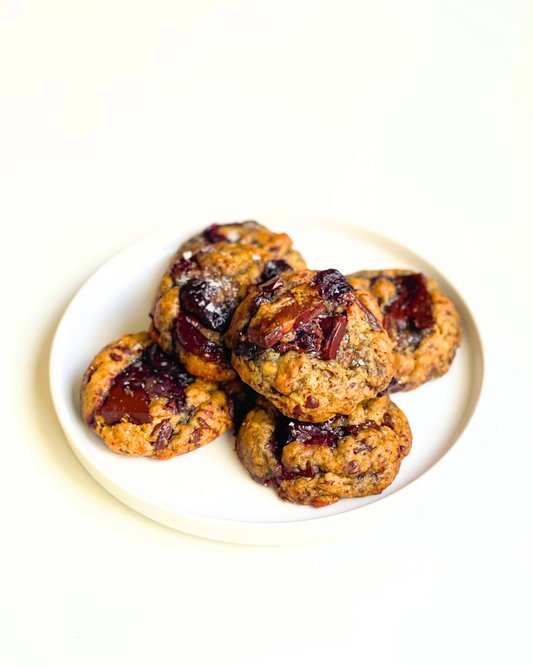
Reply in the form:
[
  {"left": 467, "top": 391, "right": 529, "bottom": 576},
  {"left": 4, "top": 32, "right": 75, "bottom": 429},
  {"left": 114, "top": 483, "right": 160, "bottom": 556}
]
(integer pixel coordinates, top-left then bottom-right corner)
[{"left": 1, "top": 1, "right": 532, "bottom": 665}]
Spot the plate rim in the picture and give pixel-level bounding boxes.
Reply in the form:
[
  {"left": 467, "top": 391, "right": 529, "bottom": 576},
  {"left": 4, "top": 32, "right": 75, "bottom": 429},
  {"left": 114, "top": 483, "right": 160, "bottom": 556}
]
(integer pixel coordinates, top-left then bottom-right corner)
[{"left": 49, "top": 217, "right": 485, "bottom": 545}]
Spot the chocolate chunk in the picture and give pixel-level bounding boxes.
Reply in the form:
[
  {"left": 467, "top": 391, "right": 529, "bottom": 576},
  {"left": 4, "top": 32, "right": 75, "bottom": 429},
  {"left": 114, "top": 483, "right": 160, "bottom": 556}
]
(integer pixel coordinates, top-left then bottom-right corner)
[
  {"left": 248, "top": 297, "right": 326, "bottom": 349},
  {"left": 321, "top": 315, "right": 347, "bottom": 360},
  {"left": 101, "top": 386, "right": 151, "bottom": 426},
  {"left": 353, "top": 296, "right": 382, "bottom": 331},
  {"left": 294, "top": 300, "right": 327, "bottom": 327},
  {"left": 248, "top": 321, "right": 285, "bottom": 348},
  {"left": 353, "top": 442, "right": 374, "bottom": 454},
  {"left": 346, "top": 420, "right": 380, "bottom": 437},
  {"left": 382, "top": 412, "right": 394, "bottom": 429},
  {"left": 152, "top": 420, "right": 173, "bottom": 450},
  {"left": 189, "top": 428, "right": 203, "bottom": 443},
  {"left": 305, "top": 396, "right": 319, "bottom": 409}
]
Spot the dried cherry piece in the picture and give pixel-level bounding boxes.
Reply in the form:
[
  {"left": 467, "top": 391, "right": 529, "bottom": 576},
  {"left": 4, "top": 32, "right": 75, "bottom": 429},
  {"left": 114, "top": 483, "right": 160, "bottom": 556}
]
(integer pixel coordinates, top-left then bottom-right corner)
[
  {"left": 203, "top": 223, "right": 229, "bottom": 244},
  {"left": 146, "top": 344, "right": 193, "bottom": 387},
  {"left": 262, "top": 259, "right": 292, "bottom": 281},
  {"left": 276, "top": 320, "right": 323, "bottom": 354},
  {"left": 294, "top": 321, "right": 322, "bottom": 352},
  {"left": 101, "top": 386, "right": 151, "bottom": 426},
  {"left": 175, "top": 312, "right": 230, "bottom": 366},
  {"left": 170, "top": 255, "right": 193, "bottom": 278},
  {"left": 115, "top": 359, "right": 151, "bottom": 393},
  {"left": 145, "top": 377, "right": 187, "bottom": 412},
  {"left": 287, "top": 420, "right": 339, "bottom": 447},
  {"left": 179, "top": 278, "right": 234, "bottom": 333},
  {"left": 313, "top": 269, "right": 354, "bottom": 301},
  {"left": 383, "top": 274, "right": 435, "bottom": 336}
]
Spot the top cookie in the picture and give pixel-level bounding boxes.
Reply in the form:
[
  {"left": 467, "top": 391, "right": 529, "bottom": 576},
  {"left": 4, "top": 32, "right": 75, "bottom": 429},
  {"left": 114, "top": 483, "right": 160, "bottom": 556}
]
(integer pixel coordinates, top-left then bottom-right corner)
[
  {"left": 346, "top": 270, "right": 462, "bottom": 392},
  {"left": 150, "top": 242, "right": 304, "bottom": 382},
  {"left": 176, "top": 220, "right": 307, "bottom": 274},
  {"left": 227, "top": 269, "right": 396, "bottom": 422}
]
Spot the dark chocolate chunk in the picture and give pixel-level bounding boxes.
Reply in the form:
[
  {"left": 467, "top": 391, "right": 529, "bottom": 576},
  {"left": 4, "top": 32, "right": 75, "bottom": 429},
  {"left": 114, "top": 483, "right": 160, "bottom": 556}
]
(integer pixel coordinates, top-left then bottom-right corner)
[
  {"left": 321, "top": 315, "right": 347, "bottom": 360},
  {"left": 101, "top": 386, "right": 151, "bottom": 426},
  {"left": 152, "top": 420, "right": 173, "bottom": 450},
  {"left": 382, "top": 412, "right": 394, "bottom": 429}
]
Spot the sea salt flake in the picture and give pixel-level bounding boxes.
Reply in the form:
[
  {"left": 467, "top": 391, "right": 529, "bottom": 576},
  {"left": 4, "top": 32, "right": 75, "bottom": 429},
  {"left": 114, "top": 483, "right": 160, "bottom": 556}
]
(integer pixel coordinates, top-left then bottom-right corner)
[{"left": 183, "top": 251, "right": 192, "bottom": 259}]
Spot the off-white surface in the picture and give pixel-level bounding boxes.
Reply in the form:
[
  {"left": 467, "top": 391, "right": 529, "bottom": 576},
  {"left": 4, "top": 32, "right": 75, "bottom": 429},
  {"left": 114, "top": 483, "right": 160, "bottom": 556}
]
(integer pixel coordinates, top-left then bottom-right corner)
[{"left": 1, "top": 0, "right": 532, "bottom": 664}]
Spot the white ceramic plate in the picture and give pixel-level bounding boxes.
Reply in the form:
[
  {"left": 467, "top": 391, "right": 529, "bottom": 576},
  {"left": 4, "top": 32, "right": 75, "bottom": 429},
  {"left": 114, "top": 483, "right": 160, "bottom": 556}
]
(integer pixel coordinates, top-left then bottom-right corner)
[{"left": 49, "top": 216, "right": 483, "bottom": 545}]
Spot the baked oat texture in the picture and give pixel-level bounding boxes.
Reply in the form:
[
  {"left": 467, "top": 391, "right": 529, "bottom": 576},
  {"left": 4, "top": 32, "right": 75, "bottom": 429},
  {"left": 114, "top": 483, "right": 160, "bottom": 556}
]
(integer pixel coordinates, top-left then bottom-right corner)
[
  {"left": 81, "top": 332, "right": 233, "bottom": 459},
  {"left": 346, "top": 269, "right": 462, "bottom": 392},
  {"left": 236, "top": 395, "right": 412, "bottom": 507},
  {"left": 227, "top": 269, "right": 396, "bottom": 422}
]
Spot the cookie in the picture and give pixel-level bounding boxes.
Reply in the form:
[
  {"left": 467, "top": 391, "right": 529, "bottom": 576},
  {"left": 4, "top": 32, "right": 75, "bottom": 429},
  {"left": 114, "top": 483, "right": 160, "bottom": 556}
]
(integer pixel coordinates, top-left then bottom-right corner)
[
  {"left": 81, "top": 332, "right": 233, "bottom": 459},
  {"left": 151, "top": 242, "right": 303, "bottom": 382},
  {"left": 176, "top": 220, "right": 306, "bottom": 273},
  {"left": 346, "top": 270, "right": 462, "bottom": 392},
  {"left": 236, "top": 395, "right": 412, "bottom": 507},
  {"left": 227, "top": 269, "right": 395, "bottom": 422}
]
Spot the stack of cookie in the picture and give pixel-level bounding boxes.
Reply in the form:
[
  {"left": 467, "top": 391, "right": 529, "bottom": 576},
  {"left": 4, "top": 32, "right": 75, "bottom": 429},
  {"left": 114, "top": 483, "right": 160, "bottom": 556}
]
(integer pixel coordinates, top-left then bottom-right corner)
[{"left": 81, "top": 221, "right": 462, "bottom": 507}]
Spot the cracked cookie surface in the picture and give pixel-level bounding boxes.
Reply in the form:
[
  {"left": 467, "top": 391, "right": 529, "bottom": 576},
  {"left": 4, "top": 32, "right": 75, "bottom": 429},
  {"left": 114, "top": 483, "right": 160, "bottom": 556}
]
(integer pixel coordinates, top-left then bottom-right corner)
[
  {"left": 81, "top": 332, "right": 233, "bottom": 459},
  {"left": 227, "top": 269, "right": 395, "bottom": 422},
  {"left": 236, "top": 395, "right": 412, "bottom": 507},
  {"left": 346, "top": 270, "right": 462, "bottom": 392}
]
